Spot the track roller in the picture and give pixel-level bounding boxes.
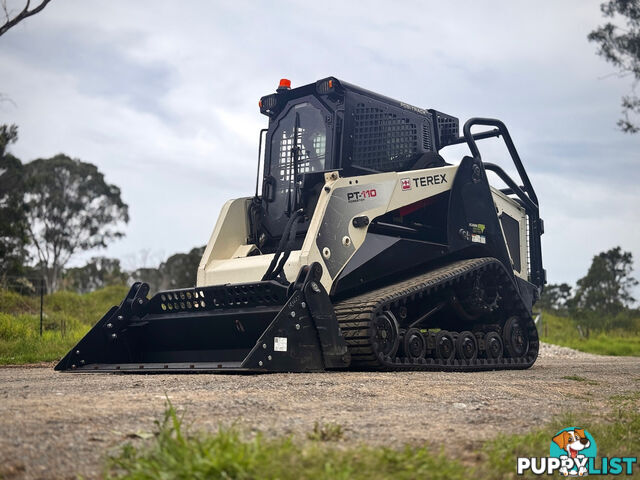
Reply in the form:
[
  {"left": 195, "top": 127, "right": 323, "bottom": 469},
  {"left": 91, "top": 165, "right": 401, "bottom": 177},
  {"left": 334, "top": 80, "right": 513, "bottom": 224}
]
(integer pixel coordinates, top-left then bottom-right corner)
[
  {"left": 434, "top": 331, "right": 455, "bottom": 360},
  {"left": 334, "top": 257, "right": 539, "bottom": 371},
  {"left": 455, "top": 330, "right": 478, "bottom": 360},
  {"left": 484, "top": 331, "right": 504, "bottom": 359},
  {"left": 372, "top": 312, "right": 400, "bottom": 359},
  {"left": 402, "top": 328, "right": 427, "bottom": 361},
  {"left": 503, "top": 316, "right": 529, "bottom": 358}
]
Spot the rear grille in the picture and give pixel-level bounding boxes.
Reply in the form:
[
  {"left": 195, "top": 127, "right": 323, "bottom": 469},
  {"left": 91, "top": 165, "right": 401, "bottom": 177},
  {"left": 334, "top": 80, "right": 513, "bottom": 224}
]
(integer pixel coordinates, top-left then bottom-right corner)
[
  {"left": 422, "top": 123, "right": 433, "bottom": 150},
  {"left": 432, "top": 110, "right": 459, "bottom": 148}
]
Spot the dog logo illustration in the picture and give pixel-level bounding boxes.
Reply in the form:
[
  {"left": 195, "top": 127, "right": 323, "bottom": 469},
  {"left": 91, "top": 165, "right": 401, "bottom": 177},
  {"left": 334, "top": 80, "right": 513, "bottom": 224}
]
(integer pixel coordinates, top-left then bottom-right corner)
[
  {"left": 550, "top": 427, "right": 597, "bottom": 476},
  {"left": 518, "top": 427, "right": 636, "bottom": 476}
]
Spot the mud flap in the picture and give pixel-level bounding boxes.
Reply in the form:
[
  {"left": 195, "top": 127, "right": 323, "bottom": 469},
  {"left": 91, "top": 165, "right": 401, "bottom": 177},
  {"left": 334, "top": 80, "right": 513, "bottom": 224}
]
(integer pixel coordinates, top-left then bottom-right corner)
[{"left": 55, "top": 263, "right": 350, "bottom": 373}]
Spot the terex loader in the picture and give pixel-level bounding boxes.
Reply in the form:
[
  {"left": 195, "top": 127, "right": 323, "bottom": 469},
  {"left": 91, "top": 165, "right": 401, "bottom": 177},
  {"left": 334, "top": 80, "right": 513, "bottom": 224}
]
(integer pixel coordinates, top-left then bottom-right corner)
[{"left": 56, "top": 77, "right": 545, "bottom": 373}]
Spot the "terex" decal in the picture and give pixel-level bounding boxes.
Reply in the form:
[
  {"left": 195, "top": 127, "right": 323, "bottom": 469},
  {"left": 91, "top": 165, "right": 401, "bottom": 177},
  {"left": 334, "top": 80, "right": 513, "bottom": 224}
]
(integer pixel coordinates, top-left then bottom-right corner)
[
  {"left": 347, "top": 189, "right": 377, "bottom": 203},
  {"left": 401, "top": 174, "right": 447, "bottom": 190}
]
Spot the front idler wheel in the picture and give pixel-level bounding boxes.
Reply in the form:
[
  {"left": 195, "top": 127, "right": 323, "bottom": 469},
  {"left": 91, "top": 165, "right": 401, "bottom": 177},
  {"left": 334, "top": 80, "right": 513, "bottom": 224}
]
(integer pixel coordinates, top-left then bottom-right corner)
[
  {"left": 503, "top": 316, "right": 529, "bottom": 358},
  {"left": 455, "top": 330, "right": 478, "bottom": 360},
  {"left": 402, "top": 328, "right": 427, "bottom": 361},
  {"left": 373, "top": 312, "right": 400, "bottom": 359},
  {"left": 434, "top": 331, "right": 455, "bottom": 361},
  {"left": 484, "top": 331, "right": 504, "bottom": 359}
]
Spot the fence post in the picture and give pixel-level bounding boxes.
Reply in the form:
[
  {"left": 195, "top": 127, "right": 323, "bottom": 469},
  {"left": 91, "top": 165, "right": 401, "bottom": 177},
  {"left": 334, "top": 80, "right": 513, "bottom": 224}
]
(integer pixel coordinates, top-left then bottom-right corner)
[{"left": 40, "top": 277, "right": 44, "bottom": 337}]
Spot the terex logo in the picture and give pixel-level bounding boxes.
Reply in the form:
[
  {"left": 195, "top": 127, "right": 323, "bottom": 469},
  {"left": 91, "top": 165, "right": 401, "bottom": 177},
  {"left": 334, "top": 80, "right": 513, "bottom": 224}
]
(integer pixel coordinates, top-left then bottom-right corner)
[{"left": 410, "top": 174, "right": 447, "bottom": 188}]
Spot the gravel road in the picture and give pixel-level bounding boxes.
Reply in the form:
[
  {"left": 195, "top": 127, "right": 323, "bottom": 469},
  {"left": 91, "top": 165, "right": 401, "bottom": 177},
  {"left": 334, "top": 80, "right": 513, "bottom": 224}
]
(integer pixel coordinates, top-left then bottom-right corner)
[{"left": 1, "top": 344, "right": 639, "bottom": 479}]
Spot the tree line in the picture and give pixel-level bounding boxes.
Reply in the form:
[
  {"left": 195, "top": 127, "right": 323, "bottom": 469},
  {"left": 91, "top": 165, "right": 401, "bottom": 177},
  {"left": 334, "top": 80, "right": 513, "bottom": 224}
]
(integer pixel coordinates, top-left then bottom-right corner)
[
  {"left": 1, "top": 124, "right": 207, "bottom": 294},
  {"left": 1, "top": 124, "right": 129, "bottom": 292},
  {"left": 61, "top": 247, "right": 205, "bottom": 295},
  {"left": 539, "top": 246, "right": 639, "bottom": 335},
  {"left": 588, "top": 0, "right": 640, "bottom": 133}
]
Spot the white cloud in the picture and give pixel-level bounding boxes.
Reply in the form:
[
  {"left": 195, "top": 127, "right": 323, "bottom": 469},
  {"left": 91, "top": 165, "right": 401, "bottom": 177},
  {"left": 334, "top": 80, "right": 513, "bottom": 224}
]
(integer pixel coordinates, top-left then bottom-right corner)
[{"left": 0, "top": 0, "right": 638, "bottom": 290}]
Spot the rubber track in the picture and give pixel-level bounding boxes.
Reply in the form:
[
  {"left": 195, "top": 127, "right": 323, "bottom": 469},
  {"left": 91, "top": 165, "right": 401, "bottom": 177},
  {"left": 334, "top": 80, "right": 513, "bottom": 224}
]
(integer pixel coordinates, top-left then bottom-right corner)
[{"left": 334, "top": 257, "right": 539, "bottom": 371}]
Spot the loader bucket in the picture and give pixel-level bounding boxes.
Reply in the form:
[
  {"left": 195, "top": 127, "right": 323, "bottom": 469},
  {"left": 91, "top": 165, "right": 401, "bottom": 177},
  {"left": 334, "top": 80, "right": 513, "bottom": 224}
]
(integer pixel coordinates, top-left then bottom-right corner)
[{"left": 55, "top": 263, "right": 350, "bottom": 373}]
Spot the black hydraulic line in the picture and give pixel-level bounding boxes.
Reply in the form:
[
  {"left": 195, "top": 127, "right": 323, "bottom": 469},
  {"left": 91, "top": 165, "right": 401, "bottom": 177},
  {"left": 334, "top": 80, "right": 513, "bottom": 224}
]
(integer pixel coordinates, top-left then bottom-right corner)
[
  {"left": 371, "top": 221, "right": 420, "bottom": 234},
  {"left": 408, "top": 301, "right": 446, "bottom": 329},
  {"left": 270, "top": 210, "right": 303, "bottom": 281},
  {"left": 262, "top": 208, "right": 304, "bottom": 281}
]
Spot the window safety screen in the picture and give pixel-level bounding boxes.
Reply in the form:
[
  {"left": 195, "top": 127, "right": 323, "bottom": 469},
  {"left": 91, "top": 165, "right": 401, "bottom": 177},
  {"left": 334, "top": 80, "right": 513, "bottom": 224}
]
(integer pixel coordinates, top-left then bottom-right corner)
[
  {"left": 269, "top": 102, "right": 327, "bottom": 217},
  {"left": 352, "top": 103, "right": 418, "bottom": 172}
]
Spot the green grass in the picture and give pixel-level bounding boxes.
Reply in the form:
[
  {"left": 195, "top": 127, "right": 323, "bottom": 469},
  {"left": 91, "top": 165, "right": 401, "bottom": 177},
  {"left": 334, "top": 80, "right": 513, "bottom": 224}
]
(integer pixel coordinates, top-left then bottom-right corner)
[
  {"left": 307, "top": 421, "right": 344, "bottom": 442},
  {"left": 2, "top": 289, "right": 639, "bottom": 364},
  {"left": 540, "top": 310, "right": 640, "bottom": 356},
  {"left": 107, "top": 395, "right": 640, "bottom": 479},
  {"left": 0, "top": 285, "right": 128, "bottom": 364},
  {"left": 107, "top": 402, "right": 468, "bottom": 480},
  {"left": 561, "top": 375, "right": 599, "bottom": 385},
  {"left": 479, "top": 393, "right": 640, "bottom": 478}
]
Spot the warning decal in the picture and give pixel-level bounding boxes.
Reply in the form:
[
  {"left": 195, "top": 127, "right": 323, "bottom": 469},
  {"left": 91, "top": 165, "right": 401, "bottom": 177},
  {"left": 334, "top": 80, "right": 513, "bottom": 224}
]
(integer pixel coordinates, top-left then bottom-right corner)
[{"left": 274, "top": 337, "right": 287, "bottom": 352}]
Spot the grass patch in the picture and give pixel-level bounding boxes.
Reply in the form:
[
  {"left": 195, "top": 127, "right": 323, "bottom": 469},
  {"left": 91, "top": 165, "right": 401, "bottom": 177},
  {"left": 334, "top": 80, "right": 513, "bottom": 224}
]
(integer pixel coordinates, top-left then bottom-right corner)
[
  {"left": 540, "top": 310, "right": 640, "bottom": 356},
  {"left": 0, "top": 285, "right": 128, "bottom": 364},
  {"left": 107, "top": 396, "right": 640, "bottom": 479},
  {"left": 307, "top": 421, "right": 344, "bottom": 442},
  {"left": 3, "top": 289, "right": 639, "bottom": 364},
  {"left": 561, "top": 375, "right": 599, "bottom": 385},
  {"left": 107, "top": 403, "right": 468, "bottom": 480}
]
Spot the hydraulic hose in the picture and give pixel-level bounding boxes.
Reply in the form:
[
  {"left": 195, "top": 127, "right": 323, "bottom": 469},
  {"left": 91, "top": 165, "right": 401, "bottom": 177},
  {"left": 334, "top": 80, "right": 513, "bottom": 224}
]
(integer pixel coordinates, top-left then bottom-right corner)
[{"left": 262, "top": 209, "right": 304, "bottom": 282}]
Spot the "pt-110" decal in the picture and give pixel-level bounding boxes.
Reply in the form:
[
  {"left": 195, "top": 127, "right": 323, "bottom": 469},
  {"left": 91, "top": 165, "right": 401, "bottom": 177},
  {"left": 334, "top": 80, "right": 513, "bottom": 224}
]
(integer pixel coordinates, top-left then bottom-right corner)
[{"left": 347, "top": 188, "right": 377, "bottom": 203}]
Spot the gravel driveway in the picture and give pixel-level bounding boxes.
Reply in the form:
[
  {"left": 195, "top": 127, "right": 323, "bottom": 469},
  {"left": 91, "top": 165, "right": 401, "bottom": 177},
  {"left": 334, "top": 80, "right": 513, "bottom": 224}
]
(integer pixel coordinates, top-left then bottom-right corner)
[{"left": 1, "top": 344, "right": 639, "bottom": 479}]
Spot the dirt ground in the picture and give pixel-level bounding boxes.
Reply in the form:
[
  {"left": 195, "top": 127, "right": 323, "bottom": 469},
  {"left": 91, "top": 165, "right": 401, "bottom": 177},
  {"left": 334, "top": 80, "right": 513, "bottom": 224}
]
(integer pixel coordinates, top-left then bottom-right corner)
[{"left": 1, "top": 344, "right": 639, "bottom": 480}]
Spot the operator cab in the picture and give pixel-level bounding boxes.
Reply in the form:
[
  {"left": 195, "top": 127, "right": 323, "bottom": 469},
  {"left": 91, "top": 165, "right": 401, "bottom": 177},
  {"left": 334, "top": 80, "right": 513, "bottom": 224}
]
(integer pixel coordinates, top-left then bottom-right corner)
[{"left": 255, "top": 77, "right": 459, "bottom": 252}]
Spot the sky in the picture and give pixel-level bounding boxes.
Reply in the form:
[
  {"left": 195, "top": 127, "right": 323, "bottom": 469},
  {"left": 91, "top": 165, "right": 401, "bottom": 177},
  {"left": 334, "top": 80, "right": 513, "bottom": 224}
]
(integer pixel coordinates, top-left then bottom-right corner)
[{"left": 0, "top": 0, "right": 638, "bottom": 289}]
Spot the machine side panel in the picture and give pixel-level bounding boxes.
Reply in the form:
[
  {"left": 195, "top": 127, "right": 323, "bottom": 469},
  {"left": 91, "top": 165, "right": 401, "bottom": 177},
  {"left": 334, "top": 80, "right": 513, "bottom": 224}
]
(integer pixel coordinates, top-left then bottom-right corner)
[
  {"left": 491, "top": 188, "right": 529, "bottom": 281},
  {"left": 197, "top": 197, "right": 252, "bottom": 286},
  {"left": 303, "top": 165, "right": 458, "bottom": 291},
  {"left": 198, "top": 166, "right": 458, "bottom": 292}
]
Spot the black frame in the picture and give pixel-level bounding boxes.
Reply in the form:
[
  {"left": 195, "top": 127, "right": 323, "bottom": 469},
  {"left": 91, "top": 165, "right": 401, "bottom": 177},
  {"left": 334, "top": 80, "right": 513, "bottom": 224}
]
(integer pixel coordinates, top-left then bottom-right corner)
[
  {"left": 449, "top": 118, "right": 545, "bottom": 289},
  {"left": 260, "top": 94, "right": 335, "bottom": 238},
  {"left": 257, "top": 79, "right": 544, "bottom": 290},
  {"left": 256, "top": 77, "right": 455, "bottom": 241}
]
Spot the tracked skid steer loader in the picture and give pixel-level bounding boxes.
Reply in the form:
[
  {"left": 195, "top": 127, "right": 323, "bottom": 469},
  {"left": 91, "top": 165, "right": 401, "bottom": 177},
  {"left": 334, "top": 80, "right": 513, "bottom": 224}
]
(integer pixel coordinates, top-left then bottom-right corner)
[{"left": 56, "top": 77, "right": 545, "bottom": 373}]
